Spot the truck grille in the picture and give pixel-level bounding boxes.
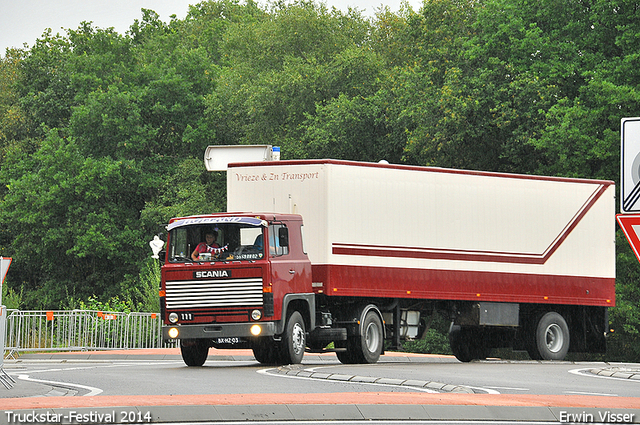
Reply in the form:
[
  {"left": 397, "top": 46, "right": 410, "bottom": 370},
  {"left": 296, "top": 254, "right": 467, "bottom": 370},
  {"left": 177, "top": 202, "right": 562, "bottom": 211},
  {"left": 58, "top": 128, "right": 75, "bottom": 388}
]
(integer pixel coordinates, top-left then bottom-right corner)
[{"left": 165, "top": 278, "right": 263, "bottom": 309}]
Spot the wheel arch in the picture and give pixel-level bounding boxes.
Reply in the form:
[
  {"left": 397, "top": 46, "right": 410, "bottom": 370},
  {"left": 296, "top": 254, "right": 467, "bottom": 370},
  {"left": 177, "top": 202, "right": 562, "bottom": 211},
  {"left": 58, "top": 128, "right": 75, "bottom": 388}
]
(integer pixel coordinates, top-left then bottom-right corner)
[
  {"left": 357, "top": 304, "right": 386, "bottom": 339},
  {"left": 276, "top": 293, "right": 316, "bottom": 335}
]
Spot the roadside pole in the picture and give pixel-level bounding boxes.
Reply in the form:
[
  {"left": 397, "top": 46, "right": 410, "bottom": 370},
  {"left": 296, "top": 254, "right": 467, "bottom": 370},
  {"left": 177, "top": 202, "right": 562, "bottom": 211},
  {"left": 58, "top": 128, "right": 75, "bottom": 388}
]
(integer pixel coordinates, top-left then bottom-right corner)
[{"left": 0, "top": 256, "right": 14, "bottom": 389}]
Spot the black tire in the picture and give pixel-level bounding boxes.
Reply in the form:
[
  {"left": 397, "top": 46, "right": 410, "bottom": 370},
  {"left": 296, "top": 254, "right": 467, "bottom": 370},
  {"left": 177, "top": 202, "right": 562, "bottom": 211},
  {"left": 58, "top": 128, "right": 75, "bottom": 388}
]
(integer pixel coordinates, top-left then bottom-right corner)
[
  {"left": 473, "top": 332, "right": 491, "bottom": 361},
  {"left": 449, "top": 326, "right": 473, "bottom": 362},
  {"left": 337, "top": 309, "right": 384, "bottom": 364},
  {"left": 357, "top": 310, "right": 384, "bottom": 363},
  {"left": 526, "top": 332, "right": 543, "bottom": 360},
  {"left": 535, "top": 312, "right": 570, "bottom": 360},
  {"left": 526, "top": 346, "right": 543, "bottom": 360},
  {"left": 279, "top": 311, "right": 306, "bottom": 364},
  {"left": 449, "top": 326, "right": 489, "bottom": 362},
  {"left": 251, "top": 337, "right": 280, "bottom": 364},
  {"left": 335, "top": 339, "right": 357, "bottom": 364},
  {"left": 335, "top": 349, "right": 356, "bottom": 364},
  {"left": 180, "top": 339, "right": 209, "bottom": 367}
]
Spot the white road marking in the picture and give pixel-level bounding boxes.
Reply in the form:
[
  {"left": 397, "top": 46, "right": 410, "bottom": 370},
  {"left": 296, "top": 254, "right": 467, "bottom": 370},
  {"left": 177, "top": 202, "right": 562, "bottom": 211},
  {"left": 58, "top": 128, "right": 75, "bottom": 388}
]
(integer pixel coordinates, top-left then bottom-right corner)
[
  {"left": 484, "top": 386, "right": 529, "bottom": 391},
  {"left": 17, "top": 374, "right": 103, "bottom": 396},
  {"left": 7, "top": 360, "right": 183, "bottom": 397},
  {"left": 564, "top": 390, "right": 618, "bottom": 397}
]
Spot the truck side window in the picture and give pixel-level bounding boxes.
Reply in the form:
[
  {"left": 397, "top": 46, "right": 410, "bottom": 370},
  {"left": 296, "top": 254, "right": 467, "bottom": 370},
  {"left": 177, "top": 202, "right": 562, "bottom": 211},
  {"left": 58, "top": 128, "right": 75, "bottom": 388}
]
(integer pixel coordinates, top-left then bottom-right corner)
[
  {"left": 269, "top": 224, "right": 289, "bottom": 257},
  {"left": 169, "top": 227, "right": 189, "bottom": 261}
]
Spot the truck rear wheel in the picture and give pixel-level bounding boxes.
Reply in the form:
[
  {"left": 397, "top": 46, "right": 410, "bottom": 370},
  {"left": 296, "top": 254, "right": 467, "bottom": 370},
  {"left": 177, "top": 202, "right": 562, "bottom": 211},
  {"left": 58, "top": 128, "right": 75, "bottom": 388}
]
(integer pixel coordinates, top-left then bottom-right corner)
[
  {"left": 359, "top": 310, "right": 384, "bottom": 363},
  {"left": 335, "top": 345, "right": 356, "bottom": 364},
  {"left": 279, "top": 311, "right": 306, "bottom": 364},
  {"left": 337, "top": 309, "right": 383, "bottom": 364},
  {"left": 180, "top": 339, "right": 209, "bottom": 367},
  {"left": 534, "top": 312, "right": 570, "bottom": 360}
]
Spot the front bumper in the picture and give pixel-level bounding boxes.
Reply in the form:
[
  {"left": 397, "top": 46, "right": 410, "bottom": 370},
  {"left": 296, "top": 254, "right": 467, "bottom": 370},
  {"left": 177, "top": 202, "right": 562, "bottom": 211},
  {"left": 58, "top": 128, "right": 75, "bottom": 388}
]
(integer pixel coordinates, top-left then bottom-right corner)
[{"left": 162, "top": 322, "right": 276, "bottom": 341}]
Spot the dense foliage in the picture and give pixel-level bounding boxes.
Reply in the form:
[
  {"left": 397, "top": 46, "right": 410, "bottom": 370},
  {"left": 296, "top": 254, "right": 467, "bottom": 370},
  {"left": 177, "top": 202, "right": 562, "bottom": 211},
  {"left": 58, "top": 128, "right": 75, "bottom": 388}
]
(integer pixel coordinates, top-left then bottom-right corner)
[{"left": 1, "top": 0, "right": 639, "bottom": 359}]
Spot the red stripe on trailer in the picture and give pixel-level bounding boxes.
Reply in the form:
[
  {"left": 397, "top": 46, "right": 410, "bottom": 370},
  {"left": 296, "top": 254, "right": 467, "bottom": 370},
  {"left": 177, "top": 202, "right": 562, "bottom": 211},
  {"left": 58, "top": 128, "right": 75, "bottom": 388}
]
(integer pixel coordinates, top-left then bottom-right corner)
[{"left": 313, "top": 264, "right": 615, "bottom": 307}]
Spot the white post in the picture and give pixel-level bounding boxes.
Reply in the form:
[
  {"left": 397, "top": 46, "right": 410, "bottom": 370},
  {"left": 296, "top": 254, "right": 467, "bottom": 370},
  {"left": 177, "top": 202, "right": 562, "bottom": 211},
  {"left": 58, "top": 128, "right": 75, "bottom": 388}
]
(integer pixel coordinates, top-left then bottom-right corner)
[
  {"left": 0, "top": 257, "right": 13, "bottom": 388},
  {"left": 0, "top": 305, "right": 5, "bottom": 366}
]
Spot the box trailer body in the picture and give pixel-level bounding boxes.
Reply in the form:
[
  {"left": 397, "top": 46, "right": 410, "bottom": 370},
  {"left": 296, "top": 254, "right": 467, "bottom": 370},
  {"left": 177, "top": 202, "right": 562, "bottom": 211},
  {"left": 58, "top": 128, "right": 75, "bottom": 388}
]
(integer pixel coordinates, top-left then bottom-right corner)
[
  {"left": 228, "top": 160, "right": 615, "bottom": 307},
  {"left": 161, "top": 159, "right": 615, "bottom": 365}
]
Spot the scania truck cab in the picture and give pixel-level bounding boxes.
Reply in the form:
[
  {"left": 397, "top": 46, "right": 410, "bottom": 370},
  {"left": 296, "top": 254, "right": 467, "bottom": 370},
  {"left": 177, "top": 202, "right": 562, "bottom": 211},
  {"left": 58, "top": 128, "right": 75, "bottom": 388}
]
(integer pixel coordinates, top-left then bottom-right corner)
[{"left": 161, "top": 213, "right": 314, "bottom": 366}]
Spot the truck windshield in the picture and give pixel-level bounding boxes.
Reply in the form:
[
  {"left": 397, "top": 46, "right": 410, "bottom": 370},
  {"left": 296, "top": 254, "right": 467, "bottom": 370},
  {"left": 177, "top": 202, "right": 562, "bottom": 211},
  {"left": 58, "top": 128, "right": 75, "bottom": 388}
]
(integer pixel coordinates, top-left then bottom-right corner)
[{"left": 167, "top": 223, "right": 265, "bottom": 262}]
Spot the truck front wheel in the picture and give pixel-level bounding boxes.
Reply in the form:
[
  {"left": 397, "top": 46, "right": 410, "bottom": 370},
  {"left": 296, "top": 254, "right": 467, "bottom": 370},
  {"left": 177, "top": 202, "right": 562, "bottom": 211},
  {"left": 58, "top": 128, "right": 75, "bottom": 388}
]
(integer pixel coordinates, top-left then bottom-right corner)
[
  {"left": 279, "top": 311, "right": 306, "bottom": 364},
  {"left": 252, "top": 337, "right": 280, "bottom": 364},
  {"left": 180, "top": 339, "right": 209, "bottom": 367},
  {"left": 535, "top": 312, "right": 570, "bottom": 360}
]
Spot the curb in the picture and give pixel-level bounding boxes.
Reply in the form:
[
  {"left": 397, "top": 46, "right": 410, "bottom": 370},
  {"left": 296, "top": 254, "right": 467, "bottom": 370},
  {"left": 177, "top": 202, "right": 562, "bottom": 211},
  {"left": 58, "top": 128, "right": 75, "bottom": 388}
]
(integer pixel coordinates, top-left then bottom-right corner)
[
  {"left": 591, "top": 367, "right": 640, "bottom": 381},
  {"left": 272, "top": 364, "right": 474, "bottom": 393}
]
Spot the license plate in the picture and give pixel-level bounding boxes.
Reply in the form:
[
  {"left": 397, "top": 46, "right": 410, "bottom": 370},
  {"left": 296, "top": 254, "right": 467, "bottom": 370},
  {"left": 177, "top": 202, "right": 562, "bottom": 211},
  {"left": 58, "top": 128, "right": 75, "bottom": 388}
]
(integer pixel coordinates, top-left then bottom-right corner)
[{"left": 216, "top": 337, "right": 243, "bottom": 344}]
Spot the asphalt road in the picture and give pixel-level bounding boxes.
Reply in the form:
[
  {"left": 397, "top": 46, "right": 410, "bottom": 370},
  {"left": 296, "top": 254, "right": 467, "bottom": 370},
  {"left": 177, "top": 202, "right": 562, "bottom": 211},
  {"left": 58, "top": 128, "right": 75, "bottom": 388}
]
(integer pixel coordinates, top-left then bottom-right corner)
[{"left": 0, "top": 348, "right": 639, "bottom": 424}]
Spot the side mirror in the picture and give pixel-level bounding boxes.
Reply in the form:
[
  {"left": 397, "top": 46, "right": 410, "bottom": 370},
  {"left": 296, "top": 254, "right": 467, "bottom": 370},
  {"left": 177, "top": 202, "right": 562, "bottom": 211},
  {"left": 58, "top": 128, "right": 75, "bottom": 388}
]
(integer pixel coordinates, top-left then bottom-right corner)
[{"left": 278, "top": 227, "right": 289, "bottom": 247}]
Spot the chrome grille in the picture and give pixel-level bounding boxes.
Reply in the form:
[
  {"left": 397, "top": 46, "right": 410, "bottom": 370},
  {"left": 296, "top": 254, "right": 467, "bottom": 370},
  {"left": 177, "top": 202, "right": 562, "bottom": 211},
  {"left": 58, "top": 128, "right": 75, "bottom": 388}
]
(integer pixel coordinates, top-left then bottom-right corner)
[{"left": 165, "top": 278, "right": 263, "bottom": 309}]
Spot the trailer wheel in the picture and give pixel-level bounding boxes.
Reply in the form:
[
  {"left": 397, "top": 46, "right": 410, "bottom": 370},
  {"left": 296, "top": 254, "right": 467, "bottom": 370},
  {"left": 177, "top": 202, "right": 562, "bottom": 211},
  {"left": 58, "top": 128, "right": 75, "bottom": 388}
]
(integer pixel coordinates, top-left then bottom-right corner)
[
  {"left": 449, "top": 326, "right": 489, "bottom": 362},
  {"left": 279, "top": 311, "right": 306, "bottom": 364},
  {"left": 535, "top": 312, "right": 570, "bottom": 360},
  {"left": 251, "top": 337, "right": 280, "bottom": 364},
  {"left": 525, "top": 336, "right": 542, "bottom": 360},
  {"left": 449, "top": 326, "right": 473, "bottom": 362},
  {"left": 180, "top": 339, "right": 209, "bottom": 367}
]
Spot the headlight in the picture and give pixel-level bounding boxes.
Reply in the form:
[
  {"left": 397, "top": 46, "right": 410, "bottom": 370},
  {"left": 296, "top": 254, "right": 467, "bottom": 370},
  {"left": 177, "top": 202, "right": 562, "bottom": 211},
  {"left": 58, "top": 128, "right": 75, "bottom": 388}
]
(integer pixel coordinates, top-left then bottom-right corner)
[
  {"left": 251, "top": 309, "right": 262, "bottom": 321},
  {"left": 250, "top": 325, "right": 262, "bottom": 336},
  {"left": 168, "top": 327, "right": 179, "bottom": 339},
  {"left": 168, "top": 312, "right": 179, "bottom": 324}
]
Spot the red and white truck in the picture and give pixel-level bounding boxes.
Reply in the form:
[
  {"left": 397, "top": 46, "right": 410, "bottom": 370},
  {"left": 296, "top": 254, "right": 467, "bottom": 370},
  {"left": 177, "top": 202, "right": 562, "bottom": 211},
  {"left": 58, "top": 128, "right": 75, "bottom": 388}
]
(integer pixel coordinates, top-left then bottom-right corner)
[{"left": 160, "top": 159, "right": 615, "bottom": 366}]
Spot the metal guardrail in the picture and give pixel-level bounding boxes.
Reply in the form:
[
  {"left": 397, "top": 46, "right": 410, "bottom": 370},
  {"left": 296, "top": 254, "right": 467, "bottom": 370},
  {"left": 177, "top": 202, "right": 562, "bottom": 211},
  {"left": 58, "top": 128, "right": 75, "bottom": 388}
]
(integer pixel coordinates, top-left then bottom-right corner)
[{"left": 3, "top": 309, "right": 170, "bottom": 357}]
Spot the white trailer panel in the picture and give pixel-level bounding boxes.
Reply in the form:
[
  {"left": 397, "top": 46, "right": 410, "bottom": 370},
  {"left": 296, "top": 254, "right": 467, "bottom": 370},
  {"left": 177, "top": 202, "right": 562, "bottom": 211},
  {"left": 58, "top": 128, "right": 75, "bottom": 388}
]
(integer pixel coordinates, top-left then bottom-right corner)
[{"left": 228, "top": 160, "right": 615, "bottom": 305}]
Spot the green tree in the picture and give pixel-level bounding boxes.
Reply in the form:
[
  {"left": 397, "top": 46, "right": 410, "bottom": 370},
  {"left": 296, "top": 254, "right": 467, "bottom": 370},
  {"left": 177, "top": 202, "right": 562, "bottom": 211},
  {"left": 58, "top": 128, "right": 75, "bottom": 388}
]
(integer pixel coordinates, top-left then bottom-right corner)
[
  {"left": 380, "top": 0, "right": 502, "bottom": 169},
  {"left": 525, "top": 0, "right": 640, "bottom": 180},
  {"left": 0, "top": 130, "right": 152, "bottom": 307},
  {"left": 140, "top": 157, "right": 226, "bottom": 231},
  {"left": 205, "top": 1, "right": 373, "bottom": 154},
  {"left": 130, "top": 10, "right": 220, "bottom": 158},
  {"left": 0, "top": 49, "right": 29, "bottom": 148},
  {"left": 0, "top": 6, "right": 235, "bottom": 307}
]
